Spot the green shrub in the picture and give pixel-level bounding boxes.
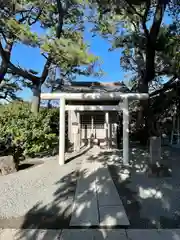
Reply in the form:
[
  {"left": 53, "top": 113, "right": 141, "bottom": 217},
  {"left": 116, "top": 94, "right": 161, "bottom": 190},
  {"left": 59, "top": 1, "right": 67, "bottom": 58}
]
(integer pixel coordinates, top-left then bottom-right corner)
[{"left": 0, "top": 101, "right": 60, "bottom": 158}]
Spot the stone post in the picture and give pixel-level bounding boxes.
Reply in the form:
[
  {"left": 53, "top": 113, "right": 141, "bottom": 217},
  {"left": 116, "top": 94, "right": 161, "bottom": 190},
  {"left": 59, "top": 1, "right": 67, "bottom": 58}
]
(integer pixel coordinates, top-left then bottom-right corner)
[
  {"left": 105, "top": 112, "right": 110, "bottom": 149},
  {"left": 150, "top": 136, "right": 161, "bottom": 165},
  {"left": 77, "top": 111, "right": 80, "bottom": 151},
  {"left": 68, "top": 110, "right": 72, "bottom": 143},
  {"left": 148, "top": 136, "right": 171, "bottom": 177},
  {"left": 59, "top": 97, "right": 65, "bottom": 165},
  {"left": 123, "top": 98, "right": 129, "bottom": 165}
]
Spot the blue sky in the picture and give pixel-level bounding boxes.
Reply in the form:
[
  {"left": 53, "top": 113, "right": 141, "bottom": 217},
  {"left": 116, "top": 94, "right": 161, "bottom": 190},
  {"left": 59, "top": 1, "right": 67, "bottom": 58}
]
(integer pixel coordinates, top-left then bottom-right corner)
[
  {"left": 14, "top": 37, "right": 125, "bottom": 99},
  {"left": 12, "top": 11, "right": 172, "bottom": 101},
  {"left": 13, "top": 22, "right": 126, "bottom": 100}
]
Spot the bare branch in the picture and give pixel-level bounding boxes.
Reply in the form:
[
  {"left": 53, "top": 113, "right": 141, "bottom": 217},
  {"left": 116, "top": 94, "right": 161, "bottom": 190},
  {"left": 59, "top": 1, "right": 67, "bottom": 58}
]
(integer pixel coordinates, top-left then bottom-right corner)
[
  {"left": 18, "top": 14, "right": 28, "bottom": 23},
  {"left": 124, "top": 0, "right": 150, "bottom": 38},
  {"left": 124, "top": 1, "right": 144, "bottom": 18},
  {"left": 40, "top": 58, "right": 51, "bottom": 84},
  {"left": 0, "top": 41, "right": 40, "bottom": 82},
  {"left": 56, "top": 0, "right": 64, "bottom": 38},
  {"left": 42, "top": 53, "right": 48, "bottom": 60},
  {"left": 0, "top": 30, "right": 8, "bottom": 43},
  {"left": 142, "top": 0, "right": 151, "bottom": 38},
  {"left": 150, "top": 76, "right": 178, "bottom": 97},
  {"left": 40, "top": 0, "right": 64, "bottom": 84},
  {"left": 15, "top": 9, "right": 30, "bottom": 14},
  {"left": 131, "top": 56, "right": 143, "bottom": 74},
  {"left": 28, "top": 7, "right": 44, "bottom": 26}
]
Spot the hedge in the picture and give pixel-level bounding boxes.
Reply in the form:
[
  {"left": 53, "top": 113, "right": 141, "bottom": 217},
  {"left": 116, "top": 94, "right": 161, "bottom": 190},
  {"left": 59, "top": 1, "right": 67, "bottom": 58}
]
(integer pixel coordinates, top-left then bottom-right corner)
[{"left": 0, "top": 101, "right": 61, "bottom": 159}]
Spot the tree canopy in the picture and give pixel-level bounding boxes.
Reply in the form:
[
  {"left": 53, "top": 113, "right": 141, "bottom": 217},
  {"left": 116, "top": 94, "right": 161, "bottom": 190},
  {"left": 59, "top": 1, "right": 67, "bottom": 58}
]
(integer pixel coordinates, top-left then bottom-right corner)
[
  {"left": 0, "top": 0, "right": 100, "bottom": 113},
  {"left": 0, "top": 0, "right": 180, "bottom": 140}
]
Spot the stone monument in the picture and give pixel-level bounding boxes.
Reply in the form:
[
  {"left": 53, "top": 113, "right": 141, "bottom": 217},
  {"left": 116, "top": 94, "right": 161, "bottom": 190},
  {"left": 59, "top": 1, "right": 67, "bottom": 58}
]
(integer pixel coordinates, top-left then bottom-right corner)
[
  {"left": 148, "top": 136, "right": 171, "bottom": 177},
  {"left": 150, "top": 136, "right": 161, "bottom": 165}
]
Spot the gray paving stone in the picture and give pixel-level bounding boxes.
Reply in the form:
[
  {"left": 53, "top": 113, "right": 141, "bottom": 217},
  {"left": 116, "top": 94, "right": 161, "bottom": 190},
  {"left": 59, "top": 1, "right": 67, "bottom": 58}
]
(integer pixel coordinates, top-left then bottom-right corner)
[
  {"left": 96, "top": 180, "right": 123, "bottom": 206},
  {"left": 70, "top": 160, "right": 99, "bottom": 226},
  {"left": 75, "top": 161, "right": 98, "bottom": 194},
  {"left": 69, "top": 156, "right": 101, "bottom": 227},
  {"left": 95, "top": 166, "right": 114, "bottom": 182},
  {"left": 96, "top": 163, "right": 123, "bottom": 206},
  {"left": 35, "top": 229, "right": 61, "bottom": 240},
  {"left": 94, "top": 229, "right": 128, "bottom": 240},
  {"left": 127, "top": 229, "right": 161, "bottom": 240},
  {"left": 70, "top": 150, "right": 129, "bottom": 227},
  {"left": 99, "top": 205, "right": 130, "bottom": 226},
  {"left": 75, "top": 173, "right": 96, "bottom": 194},
  {"left": 60, "top": 229, "right": 94, "bottom": 240},
  {"left": 158, "top": 229, "right": 180, "bottom": 239},
  {"left": 60, "top": 229, "right": 128, "bottom": 240},
  {"left": 70, "top": 192, "right": 99, "bottom": 226}
]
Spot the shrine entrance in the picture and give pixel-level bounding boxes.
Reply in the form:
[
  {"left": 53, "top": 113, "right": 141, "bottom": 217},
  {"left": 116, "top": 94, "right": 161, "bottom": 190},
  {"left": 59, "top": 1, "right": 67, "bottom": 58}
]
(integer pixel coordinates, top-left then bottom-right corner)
[{"left": 41, "top": 92, "right": 149, "bottom": 166}]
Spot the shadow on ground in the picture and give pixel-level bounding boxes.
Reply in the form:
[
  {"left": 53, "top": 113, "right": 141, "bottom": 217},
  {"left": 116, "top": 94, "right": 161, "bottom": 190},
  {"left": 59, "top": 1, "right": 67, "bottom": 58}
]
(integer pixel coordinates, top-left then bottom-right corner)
[
  {"left": 1, "top": 144, "right": 180, "bottom": 239},
  {"left": 84, "top": 144, "right": 180, "bottom": 229},
  {"left": 21, "top": 172, "right": 77, "bottom": 229},
  {"left": 18, "top": 162, "right": 43, "bottom": 171},
  {"left": 13, "top": 170, "right": 78, "bottom": 239},
  {"left": 13, "top": 146, "right": 126, "bottom": 239},
  {"left": 105, "top": 145, "right": 180, "bottom": 229}
]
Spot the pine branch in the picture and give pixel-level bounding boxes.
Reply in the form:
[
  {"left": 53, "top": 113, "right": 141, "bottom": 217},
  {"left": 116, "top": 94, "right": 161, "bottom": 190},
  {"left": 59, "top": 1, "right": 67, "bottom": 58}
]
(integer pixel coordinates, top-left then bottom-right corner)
[{"left": 0, "top": 41, "right": 40, "bottom": 82}]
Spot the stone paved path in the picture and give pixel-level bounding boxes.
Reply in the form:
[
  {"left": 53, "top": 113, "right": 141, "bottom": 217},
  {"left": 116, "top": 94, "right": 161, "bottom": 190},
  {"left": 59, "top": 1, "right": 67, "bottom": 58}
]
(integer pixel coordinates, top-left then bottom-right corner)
[
  {"left": 70, "top": 147, "right": 129, "bottom": 227},
  {"left": 1, "top": 228, "right": 180, "bottom": 239}
]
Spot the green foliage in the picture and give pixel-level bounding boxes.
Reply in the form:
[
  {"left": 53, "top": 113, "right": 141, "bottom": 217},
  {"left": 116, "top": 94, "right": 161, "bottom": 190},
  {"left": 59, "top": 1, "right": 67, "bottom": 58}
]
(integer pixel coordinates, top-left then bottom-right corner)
[
  {"left": 156, "top": 25, "right": 180, "bottom": 77},
  {"left": 0, "top": 0, "right": 102, "bottom": 111},
  {"left": 41, "top": 34, "right": 98, "bottom": 69},
  {"left": 0, "top": 1, "right": 42, "bottom": 47},
  {"left": 5, "top": 18, "right": 39, "bottom": 46},
  {"left": 0, "top": 101, "right": 59, "bottom": 158},
  {"left": 0, "top": 76, "right": 22, "bottom": 102},
  {"left": 90, "top": 0, "right": 180, "bottom": 91}
]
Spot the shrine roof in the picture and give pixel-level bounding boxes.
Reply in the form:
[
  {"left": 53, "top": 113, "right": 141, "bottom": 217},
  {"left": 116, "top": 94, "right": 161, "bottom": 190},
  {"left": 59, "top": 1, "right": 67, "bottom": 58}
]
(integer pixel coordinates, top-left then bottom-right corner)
[{"left": 55, "top": 81, "right": 130, "bottom": 93}]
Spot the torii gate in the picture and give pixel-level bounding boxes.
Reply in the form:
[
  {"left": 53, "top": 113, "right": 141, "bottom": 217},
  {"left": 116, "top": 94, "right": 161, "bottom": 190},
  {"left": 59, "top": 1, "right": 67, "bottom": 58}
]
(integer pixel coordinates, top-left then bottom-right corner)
[{"left": 41, "top": 92, "right": 149, "bottom": 166}]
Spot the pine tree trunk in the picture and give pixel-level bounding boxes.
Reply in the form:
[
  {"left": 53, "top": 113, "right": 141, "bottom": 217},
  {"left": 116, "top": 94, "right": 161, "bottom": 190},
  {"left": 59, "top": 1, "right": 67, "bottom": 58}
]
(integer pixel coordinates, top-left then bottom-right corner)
[
  {"left": 31, "top": 83, "right": 41, "bottom": 115},
  {"left": 0, "top": 63, "right": 8, "bottom": 83},
  {"left": 0, "top": 40, "right": 13, "bottom": 84},
  {"left": 134, "top": 1, "right": 167, "bottom": 144}
]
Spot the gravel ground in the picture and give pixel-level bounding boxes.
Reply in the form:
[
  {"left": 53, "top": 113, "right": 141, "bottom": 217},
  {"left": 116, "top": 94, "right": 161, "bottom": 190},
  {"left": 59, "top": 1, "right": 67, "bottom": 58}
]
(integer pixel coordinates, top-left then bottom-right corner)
[
  {"left": 0, "top": 154, "right": 82, "bottom": 229},
  {"left": 1, "top": 144, "right": 180, "bottom": 230},
  {"left": 105, "top": 146, "right": 180, "bottom": 229}
]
